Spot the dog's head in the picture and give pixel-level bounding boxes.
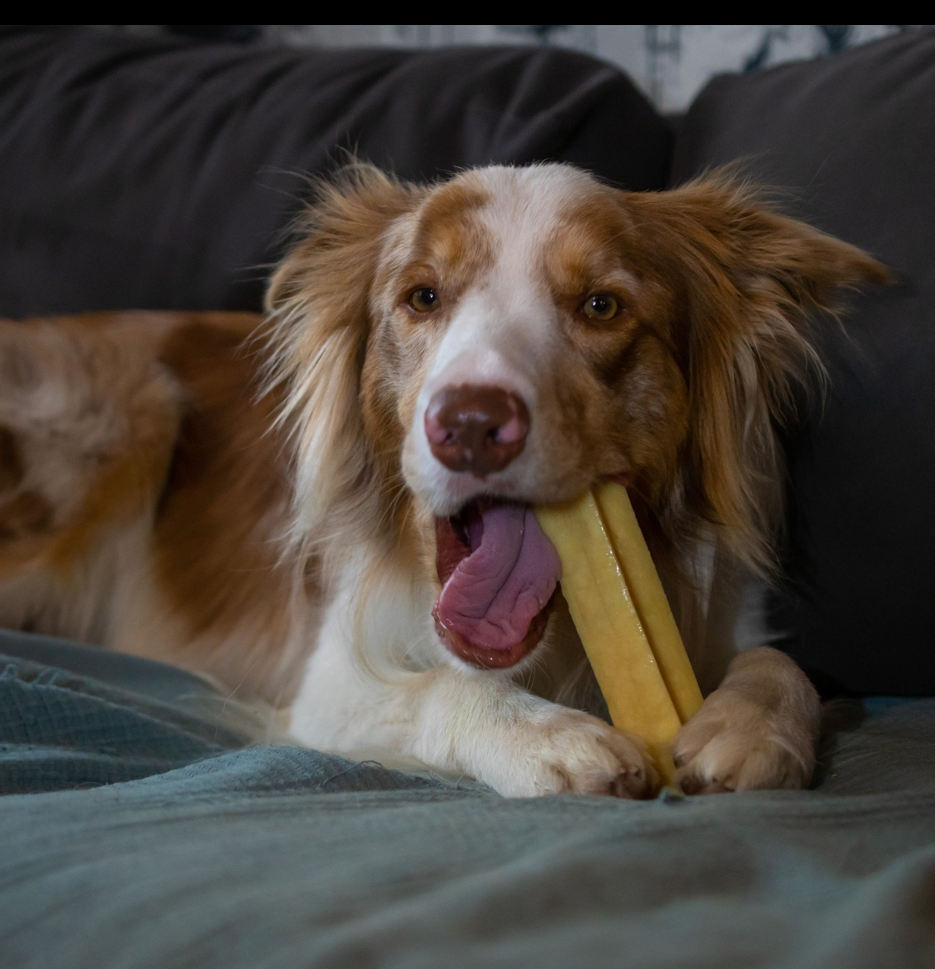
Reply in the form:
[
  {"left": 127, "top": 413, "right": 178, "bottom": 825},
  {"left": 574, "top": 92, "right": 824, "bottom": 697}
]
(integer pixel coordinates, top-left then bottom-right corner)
[{"left": 267, "top": 163, "right": 885, "bottom": 670}]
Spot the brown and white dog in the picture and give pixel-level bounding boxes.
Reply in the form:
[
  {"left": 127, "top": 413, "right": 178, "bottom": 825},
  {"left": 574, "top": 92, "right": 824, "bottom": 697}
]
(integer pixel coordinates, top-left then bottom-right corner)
[{"left": 0, "top": 164, "right": 884, "bottom": 797}]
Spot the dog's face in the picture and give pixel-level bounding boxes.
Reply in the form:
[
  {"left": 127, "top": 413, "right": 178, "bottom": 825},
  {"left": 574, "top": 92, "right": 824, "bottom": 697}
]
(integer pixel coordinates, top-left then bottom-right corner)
[
  {"left": 267, "top": 164, "right": 884, "bottom": 672},
  {"left": 374, "top": 166, "right": 687, "bottom": 512},
  {"left": 363, "top": 166, "right": 694, "bottom": 670}
]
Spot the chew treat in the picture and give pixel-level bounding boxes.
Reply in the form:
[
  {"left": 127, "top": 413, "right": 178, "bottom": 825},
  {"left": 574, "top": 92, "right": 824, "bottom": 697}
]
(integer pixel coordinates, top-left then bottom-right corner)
[{"left": 535, "top": 482, "right": 703, "bottom": 784}]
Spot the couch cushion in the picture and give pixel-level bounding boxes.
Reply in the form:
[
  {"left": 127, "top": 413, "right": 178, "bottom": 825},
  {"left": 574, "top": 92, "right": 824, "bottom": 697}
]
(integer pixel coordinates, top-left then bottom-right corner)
[
  {"left": 0, "top": 27, "right": 671, "bottom": 317},
  {"left": 672, "top": 30, "right": 935, "bottom": 695}
]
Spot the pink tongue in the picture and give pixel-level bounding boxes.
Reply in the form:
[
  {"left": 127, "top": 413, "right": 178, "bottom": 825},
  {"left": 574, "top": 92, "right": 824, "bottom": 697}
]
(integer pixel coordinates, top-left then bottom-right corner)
[{"left": 435, "top": 504, "right": 561, "bottom": 651}]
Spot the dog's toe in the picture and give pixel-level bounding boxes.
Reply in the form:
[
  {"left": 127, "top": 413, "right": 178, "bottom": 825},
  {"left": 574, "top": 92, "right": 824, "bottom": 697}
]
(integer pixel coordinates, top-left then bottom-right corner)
[
  {"left": 607, "top": 760, "right": 657, "bottom": 800},
  {"left": 674, "top": 689, "right": 815, "bottom": 795},
  {"left": 499, "top": 709, "right": 661, "bottom": 799}
]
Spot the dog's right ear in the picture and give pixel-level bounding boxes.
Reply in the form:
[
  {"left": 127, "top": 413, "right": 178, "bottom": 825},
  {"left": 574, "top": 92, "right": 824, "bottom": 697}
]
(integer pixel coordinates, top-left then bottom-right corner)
[{"left": 264, "top": 165, "right": 422, "bottom": 544}]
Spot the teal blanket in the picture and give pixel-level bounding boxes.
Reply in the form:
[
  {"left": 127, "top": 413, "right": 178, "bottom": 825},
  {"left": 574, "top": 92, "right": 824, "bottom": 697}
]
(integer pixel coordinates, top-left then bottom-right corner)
[{"left": 1, "top": 630, "right": 933, "bottom": 968}]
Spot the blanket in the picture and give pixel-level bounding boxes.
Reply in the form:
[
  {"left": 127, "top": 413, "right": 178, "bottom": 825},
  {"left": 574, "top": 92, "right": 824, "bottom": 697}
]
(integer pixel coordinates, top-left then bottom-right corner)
[{"left": 1, "top": 630, "right": 933, "bottom": 968}]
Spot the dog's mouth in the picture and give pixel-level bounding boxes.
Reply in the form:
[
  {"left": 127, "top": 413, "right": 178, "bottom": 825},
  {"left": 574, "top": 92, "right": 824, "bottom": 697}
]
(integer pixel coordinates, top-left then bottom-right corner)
[{"left": 433, "top": 499, "right": 561, "bottom": 669}]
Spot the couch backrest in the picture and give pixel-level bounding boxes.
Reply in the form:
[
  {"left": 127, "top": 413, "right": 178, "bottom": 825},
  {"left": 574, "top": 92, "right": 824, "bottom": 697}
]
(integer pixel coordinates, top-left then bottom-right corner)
[
  {"left": 3, "top": 26, "right": 933, "bottom": 698},
  {"left": 0, "top": 26, "right": 671, "bottom": 317},
  {"left": 672, "top": 29, "right": 935, "bottom": 695}
]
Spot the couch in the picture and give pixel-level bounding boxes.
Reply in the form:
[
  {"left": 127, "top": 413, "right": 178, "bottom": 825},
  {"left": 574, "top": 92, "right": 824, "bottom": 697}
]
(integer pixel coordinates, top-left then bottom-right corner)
[{"left": 1, "top": 26, "right": 934, "bottom": 969}]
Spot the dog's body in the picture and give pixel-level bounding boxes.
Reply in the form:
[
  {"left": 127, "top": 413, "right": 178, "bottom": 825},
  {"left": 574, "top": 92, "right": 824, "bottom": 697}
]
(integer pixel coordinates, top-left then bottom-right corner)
[{"left": 0, "top": 164, "right": 884, "bottom": 796}]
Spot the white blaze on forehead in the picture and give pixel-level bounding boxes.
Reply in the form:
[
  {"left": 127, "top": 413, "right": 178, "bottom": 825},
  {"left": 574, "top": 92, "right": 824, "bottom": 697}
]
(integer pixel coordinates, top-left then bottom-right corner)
[
  {"left": 419, "top": 164, "right": 596, "bottom": 404},
  {"left": 403, "top": 164, "right": 600, "bottom": 511}
]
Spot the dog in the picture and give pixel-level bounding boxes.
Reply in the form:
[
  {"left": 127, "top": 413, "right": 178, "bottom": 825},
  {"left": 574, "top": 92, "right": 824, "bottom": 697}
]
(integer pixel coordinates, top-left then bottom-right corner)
[{"left": 0, "top": 163, "right": 885, "bottom": 797}]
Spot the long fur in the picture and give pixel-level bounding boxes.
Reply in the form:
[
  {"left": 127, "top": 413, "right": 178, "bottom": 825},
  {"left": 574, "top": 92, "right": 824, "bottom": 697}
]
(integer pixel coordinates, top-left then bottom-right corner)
[
  {"left": 0, "top": 163, "right": 886, "bottom": 797},
  {"left": 625, "top": 177, "right": 886, "bottom": 576}
]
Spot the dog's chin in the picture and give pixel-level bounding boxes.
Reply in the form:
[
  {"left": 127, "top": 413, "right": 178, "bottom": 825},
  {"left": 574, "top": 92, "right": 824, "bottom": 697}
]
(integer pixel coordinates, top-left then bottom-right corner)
[{"left": 431, "top": 497, "right": 562, "bottom": 670}]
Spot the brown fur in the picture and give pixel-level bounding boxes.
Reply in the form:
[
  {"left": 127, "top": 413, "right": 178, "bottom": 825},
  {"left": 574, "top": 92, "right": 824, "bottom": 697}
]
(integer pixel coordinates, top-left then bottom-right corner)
[
  {"left": 0, "top": 427, "right": 24, "bottom": 493},
  {"left": 0, "top": 312, "right": 310, "bottom": 704},
  {"left": 264, "top": 167, "right": 426, "bottom": 564},
  {"left": 154, "top": 320, "right": 289, "bottom": 636},
  {"left": 0, "top": 315, "right": 180, "bottom": 581},
  {"left": 0, "top": 490, "right": 53, "bottom": 541},
  {"left": 623, "top": 180, "right": 887, "bottom": 575},
  {"left": 0, "top": 164, "right": 886, "bottom": 796},
  {"left": 265, "top": 166, "right": 884, "bottom": 600}
]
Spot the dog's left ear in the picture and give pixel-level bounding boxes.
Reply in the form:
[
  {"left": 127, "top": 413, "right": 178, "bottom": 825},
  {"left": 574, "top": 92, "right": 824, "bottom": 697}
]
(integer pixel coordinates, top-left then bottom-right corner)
[
  {"left": 264, "top": 165, "right": 423, "bottom": 542},
  {"left": 628, "top": 177, "right": 889, "bottom": 574}
]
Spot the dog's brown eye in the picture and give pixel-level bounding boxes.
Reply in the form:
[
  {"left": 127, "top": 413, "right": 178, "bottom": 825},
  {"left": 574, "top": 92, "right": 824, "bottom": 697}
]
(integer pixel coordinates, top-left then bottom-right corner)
[
  {"left": 409, "top": 288, "right": 440, "bottom": 313},
  {"left": 582, "top": 294, "right": 620, "bottom": 321}
]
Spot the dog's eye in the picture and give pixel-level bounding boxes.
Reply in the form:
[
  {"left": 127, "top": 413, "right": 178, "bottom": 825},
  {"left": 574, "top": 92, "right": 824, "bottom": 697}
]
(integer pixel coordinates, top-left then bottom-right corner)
[
  {"left": 409, "top": 288, "right": 440, "bottom": 313},
  {"left": 582, "top": 294, "right": 620, "bottom": 321}
]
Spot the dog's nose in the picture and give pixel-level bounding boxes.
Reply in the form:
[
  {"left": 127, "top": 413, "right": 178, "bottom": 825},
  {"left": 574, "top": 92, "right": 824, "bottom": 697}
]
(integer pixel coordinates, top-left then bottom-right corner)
[{"left": 425, "top": 384, "right": 530, "bottom": 475}]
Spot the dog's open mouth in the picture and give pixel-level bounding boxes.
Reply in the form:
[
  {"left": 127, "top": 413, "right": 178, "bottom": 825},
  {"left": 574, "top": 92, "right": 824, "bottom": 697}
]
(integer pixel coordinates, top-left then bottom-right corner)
[{"left": 433, "top": 500, "right": 561, "bottom": 669}]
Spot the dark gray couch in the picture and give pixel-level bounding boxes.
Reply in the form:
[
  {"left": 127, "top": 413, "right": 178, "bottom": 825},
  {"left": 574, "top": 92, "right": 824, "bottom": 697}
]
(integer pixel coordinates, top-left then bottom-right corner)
[
  {"left": 1, "top": 26, "right": 934, "bottom": 969},
  {"left": 3, "top": 26, "right": 933, "bottom": 696}
]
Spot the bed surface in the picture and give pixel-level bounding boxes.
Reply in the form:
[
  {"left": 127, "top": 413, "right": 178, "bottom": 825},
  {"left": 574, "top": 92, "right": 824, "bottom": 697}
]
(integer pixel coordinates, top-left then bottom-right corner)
[{"left": 2, "top": 630, "right": 934, "bottom": 968}]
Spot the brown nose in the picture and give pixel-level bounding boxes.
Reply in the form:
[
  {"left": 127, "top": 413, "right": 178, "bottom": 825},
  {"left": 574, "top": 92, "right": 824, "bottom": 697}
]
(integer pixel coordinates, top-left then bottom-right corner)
[{"left": 425, "top": 384, "right": 530, "bottom": 475}]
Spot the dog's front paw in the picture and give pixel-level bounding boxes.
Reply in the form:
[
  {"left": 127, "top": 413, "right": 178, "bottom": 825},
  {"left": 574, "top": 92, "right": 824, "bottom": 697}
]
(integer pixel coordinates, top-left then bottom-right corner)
[
  {"left": 491, "top": 709, "right": 660, "bottom": 799},
  {"left": 673, "top": 688, "right": 817, "bottom": 795}
]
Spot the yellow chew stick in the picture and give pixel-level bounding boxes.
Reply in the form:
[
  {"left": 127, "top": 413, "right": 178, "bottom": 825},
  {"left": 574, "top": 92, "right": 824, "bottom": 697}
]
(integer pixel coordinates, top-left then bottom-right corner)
[{"left": 535, "top": 482, "right": 703, "bottom": 785}]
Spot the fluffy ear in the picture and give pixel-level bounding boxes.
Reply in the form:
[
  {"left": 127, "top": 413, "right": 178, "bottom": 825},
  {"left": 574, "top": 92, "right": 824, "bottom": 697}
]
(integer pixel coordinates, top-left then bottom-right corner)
[
  {"left": 263, "top": 164, "right": 422, "bottom": 545},
  {"left": 628, "top": 176, "right": 889, "bottom": 575}
]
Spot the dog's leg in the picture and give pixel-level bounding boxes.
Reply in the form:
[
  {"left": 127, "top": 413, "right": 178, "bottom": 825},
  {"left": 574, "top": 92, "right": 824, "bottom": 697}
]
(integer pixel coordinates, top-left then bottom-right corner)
[
  {"left": 293, "top": 660, "right": 660, "bottom": 798},
  {"left": 410, "top": 665, "right": 663, "bottom": 797},
  {"left": 289, "top": 580, "right": 660, "bottom": 798},
  {"left": 0, "top": 318, "right": 180, "bottom": 638},
  {"left": 672, "top": 646, "right": 821, "bottom": 794}
]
